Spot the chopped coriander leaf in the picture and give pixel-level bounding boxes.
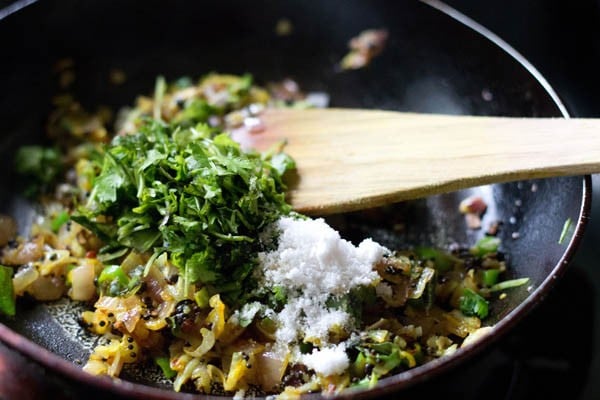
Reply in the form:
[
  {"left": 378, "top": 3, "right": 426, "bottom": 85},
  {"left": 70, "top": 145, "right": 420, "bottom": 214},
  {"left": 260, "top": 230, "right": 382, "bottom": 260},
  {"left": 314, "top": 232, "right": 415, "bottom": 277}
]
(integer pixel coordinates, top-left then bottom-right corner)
[
  {"left": 268, "top": 152, "right": 296, "bottom": 176},
  {"left": 72, "top": 117, "right": 293, "bottom": 306},
  {"left": 459, "top": 288, "right": 489, "bottom": 319},
  {"left": 194, "top": 286, "right": 210, "bottom": 308},
  {"left": 299, "top": 341, "right": 314, "bottom": 354},
  {"left": 14, "top": 145, "right": 63, "bottom": 197},
  {"left": 237, "top": 301, "right": 262, "bottom": 327}
]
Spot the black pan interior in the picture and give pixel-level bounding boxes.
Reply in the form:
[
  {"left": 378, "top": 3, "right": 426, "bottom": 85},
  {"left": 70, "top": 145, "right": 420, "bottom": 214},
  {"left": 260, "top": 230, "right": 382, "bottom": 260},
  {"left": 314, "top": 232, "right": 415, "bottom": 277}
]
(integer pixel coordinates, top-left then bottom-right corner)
[{"left": 0, "top": 1, "right": 588, "bottom": 399}]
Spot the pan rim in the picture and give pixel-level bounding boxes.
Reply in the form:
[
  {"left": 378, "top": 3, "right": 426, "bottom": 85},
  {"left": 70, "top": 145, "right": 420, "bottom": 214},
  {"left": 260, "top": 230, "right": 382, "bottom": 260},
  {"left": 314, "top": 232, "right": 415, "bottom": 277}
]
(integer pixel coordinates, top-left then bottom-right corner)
[{"left": 0, "top": 1, "right": 591, "bottom": 399}]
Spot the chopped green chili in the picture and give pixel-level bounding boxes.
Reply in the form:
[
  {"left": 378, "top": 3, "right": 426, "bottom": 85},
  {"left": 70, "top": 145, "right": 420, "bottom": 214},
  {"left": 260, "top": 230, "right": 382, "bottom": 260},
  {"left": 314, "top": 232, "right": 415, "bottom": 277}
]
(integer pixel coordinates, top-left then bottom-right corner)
[
  {"left": 154, "top": 356, "right": 176, "bottom": 379},
  {"left": 459, "top": 288, "right": 489, "bottom": 319},
  {"left": 0, "top": 265, "right": 16, "bottom": 317},
  {"left": 558, "top": 217, "right": 573, "bottom": 245},
  {"left": 51, "top": 210, "right": 70, "bottom": 233},
  {"left": 481, "top": 269, "right": 500, "bottom": 287},
  {"left": 470, "top": 236, "right": 501, "bottom": 258},
  {"left": 489, "top": 277, "right": 530, "bottom": 292}
]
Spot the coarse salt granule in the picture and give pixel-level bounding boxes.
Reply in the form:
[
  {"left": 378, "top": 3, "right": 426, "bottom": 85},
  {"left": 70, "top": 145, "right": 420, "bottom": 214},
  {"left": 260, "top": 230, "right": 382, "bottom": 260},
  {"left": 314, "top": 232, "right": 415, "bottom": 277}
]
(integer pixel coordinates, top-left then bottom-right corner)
[
  {"left": 259, "top": 217, "right": 386, "bottom": 297},
  {"left": 300, "top": 343, "right": 350, "bottom": 376},
  {"left": 274, "top": 296, "right": 350, "bottom": 344},
  {"left": 258, "top": 216, "right": 389, "bottom": 345}
]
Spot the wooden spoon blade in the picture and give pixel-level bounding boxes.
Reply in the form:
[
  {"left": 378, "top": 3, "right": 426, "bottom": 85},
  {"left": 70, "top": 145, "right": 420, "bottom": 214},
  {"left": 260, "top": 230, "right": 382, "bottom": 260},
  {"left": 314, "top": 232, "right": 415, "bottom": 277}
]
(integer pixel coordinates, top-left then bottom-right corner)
[{"left": 232, "top": 108, "right": 600, "bottom": 215}]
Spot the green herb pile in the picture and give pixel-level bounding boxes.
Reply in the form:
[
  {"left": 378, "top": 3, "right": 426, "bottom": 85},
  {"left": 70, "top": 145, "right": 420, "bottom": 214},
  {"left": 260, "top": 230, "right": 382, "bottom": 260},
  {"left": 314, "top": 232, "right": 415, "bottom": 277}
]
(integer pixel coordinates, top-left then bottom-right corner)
[{"left": 72, "top": 119, "right": 294, "bottom": 303}]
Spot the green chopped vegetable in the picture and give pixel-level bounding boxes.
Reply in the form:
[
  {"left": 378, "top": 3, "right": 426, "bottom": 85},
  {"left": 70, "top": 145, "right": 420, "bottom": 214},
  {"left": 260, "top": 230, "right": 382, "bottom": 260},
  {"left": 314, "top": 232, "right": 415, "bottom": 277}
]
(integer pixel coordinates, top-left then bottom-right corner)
[
  {"left": 154, "top": 356, "right": 177, "bottom": 379},
  {"left": 194, "top": 286, "right": 210, "bottom": 308},
  {"left": 558, "top": 217, "right": 573, "bottom": 244},
  {"left": 14, "top": 145, "right": 63, "bottom": 197},
  {"left": 470, "top": 236, "right": 501, "bottom": 257},
  {"left": 414, "top": 246, "right": 459, "bottom": 272},
  {"left": 71, "top": 117, "right": 293, "bottom": 305},
  {"left": 489, "top": 277, "right": 530, "bottom": 292},
  {"left": 237, "top": 301, "right": 262, "bottom": 327},
  {"left": 351, "top": 335, "right": 417, "bottom": 387},
  {"left": 51, "top": 210, "right": 70, "bottom": 233},
  {"left": 353, "top": 373, "right": 378, "bottom": 389},
  {"left": 0, "top": 265, "right": 15, "bottom": 317},
  {"left": 268, "top": 152, "right": 296, "bottom": 176},
  {"left": 459, "top": 288, "right": 489, "bottom": 319},
  {"left": 367, "top": 329, "right": 390, "bottom": 343},
  {"left": 481, "top": 269, "right": 500, "bottom": 287},
  {"left": 299, "top": 341, "right": 314, "bottom": 354},
  {"left": 173, "top": 99, "right": 215, "bottom": 127},
  {"left": 97, "top": 264, "right": 143, "bottom": 297},
  {"left": 97, "top": 265, "right": 129, "bottom": 296}
]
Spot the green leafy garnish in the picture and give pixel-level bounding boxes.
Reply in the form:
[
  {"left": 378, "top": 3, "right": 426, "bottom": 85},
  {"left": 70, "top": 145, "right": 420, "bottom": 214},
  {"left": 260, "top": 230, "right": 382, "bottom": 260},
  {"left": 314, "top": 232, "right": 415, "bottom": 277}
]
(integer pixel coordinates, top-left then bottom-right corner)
[
  {"left": 237, "top": 302, "right": 262, "bottom": 327},
  {"left": 459, "top": 288, "right": 489, "bottom": 319},
  {"left": 351, "top": 333, "right": 419, "bottom": 387},
  {"left": 14, "top": 146, "right": 63, "bottom": 197},
  {"left": 71, "top": 117, "right": 293, "bottom": 305},
  {"left": 0, "top": 265, "right": 16, "bottom": 317},
  {"left": 194, "top": 286, "right": 210, "bottom": 308},
  {"left": 325, "top": 285, "right": 376, "bottom": 326}
]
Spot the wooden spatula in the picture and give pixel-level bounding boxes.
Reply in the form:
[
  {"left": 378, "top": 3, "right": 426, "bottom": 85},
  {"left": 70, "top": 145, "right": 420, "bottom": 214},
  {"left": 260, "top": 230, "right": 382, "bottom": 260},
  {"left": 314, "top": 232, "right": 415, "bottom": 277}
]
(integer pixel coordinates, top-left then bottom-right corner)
[{"left": 231, "top": 108, "right": 600, "bottom": 215}]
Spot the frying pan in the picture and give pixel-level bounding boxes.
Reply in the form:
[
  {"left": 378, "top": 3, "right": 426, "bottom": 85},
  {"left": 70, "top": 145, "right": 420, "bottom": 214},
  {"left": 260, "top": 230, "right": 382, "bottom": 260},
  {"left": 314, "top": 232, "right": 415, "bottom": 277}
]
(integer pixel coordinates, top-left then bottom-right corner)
[{"left": 0, "top": 0, "right": 591, "bottom": 399}]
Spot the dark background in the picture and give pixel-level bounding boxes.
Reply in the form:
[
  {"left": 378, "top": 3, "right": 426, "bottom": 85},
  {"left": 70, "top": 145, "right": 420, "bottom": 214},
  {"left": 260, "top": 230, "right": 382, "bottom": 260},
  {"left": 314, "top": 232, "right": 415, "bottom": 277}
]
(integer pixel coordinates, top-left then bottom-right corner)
[
  {"left": 445, "top": 1, "right": 600, "bottom": 399},
  {"left": 445, "top": 0, "right": 600, "bottom": 118}
]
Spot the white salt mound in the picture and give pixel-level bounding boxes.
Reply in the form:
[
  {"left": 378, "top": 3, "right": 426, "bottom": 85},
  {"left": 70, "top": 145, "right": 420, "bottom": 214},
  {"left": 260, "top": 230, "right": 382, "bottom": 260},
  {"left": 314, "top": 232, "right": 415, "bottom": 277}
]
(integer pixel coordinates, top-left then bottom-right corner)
[
  {"left": 300, "top": 343, "right": 350, "bottom": 376},
  {"left": 259, "top": 217, "right": 385, "bottom": 297},
  {"left": 258, "top": 216, "right": 389, "bottom": 366}
]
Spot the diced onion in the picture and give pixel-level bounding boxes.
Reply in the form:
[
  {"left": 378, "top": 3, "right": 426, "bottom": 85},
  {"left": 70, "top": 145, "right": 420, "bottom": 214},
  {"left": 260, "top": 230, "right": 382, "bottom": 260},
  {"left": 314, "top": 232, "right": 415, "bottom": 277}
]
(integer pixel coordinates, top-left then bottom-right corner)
[
  {"left": 255, "top": 349, "right": 289, "bottom": 391},
  {"left": 184, "top": 328, "right": 215, "bottom": 358},
  {"left": 68, "top": 262, "right": 96, "bottom": 301},
  {"left": 12, "top": 264, "right": 39, "bottom": 295},
  {"left": 145, "top": 299, "right": 176, "bottom": 331},
  {"left": 40, "top": 248, "right": 77, "bottom": 276},
  {"left": 2, "top": 236, "right": 44, "bottom": 265},
  {"left": 95, "top": 295, "right": 144, "bottom": 333},
  {"left": 26, "top": 275, "right": 65, "bottom": 301}
]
